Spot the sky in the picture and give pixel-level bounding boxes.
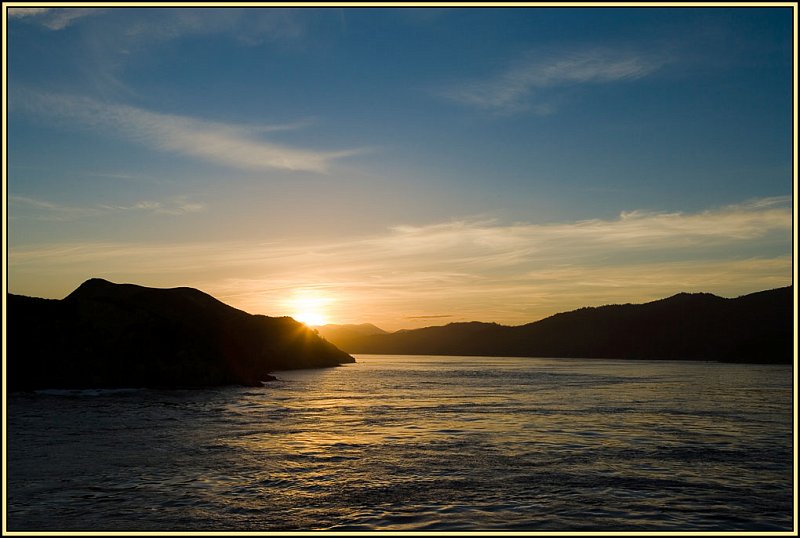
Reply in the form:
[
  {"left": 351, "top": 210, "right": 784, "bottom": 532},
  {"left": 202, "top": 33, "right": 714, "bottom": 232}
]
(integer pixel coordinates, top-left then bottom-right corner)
[{"left": 5, "top": 5, "right": 795, "bottom": 330}]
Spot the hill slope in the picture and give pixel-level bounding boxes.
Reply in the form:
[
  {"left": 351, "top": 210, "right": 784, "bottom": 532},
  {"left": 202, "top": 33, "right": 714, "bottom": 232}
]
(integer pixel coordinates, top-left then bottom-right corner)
[
  {"left": 324, "top": 287, "right": 794, "bottom": 364},
  {"left": 7, "top": 278, "right": 355, "bottom": 390},
  {"left": 315, "top": 323, "right": 388, "bottom": 351}
]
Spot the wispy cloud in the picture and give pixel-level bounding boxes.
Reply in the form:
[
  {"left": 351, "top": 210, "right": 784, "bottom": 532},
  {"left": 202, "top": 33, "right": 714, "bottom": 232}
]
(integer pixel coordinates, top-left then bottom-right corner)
[
  {"left": 18, "top": 92, "right": 363, "bottom": 173},
  {"left": 8, "top": 7, "right": 104, "bottom": 30},
  {"left": 441, "top": 47, "right": 665, "bottom": 114},
  {"left": 119, "top": 8, "right": 309, "bottom": 45},
  {"left": 10, "top": 195, "right": 206, "bottom": 221},
  {"left": 7, "top": 8, "right": 51, "bottom": 17},
  {"left": 9, "top": 197, "right": 791, "bottom": 329},
  {"left": 98, "top": 198, "right": 207, "bottom": 216},
  {"left": 9, "top": 7, "right": 310, "bottom": 41},
  {"left": 9, "top": 8, "right": 319, "bottom": 102},
  {"left": 10, "top": 196, "right": 106, "bottom": 220}
]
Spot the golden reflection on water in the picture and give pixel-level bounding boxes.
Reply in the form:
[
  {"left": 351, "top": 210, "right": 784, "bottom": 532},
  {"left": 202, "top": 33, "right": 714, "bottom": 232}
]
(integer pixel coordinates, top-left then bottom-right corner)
[
  {"left": 219, "top": 356, "right": 793, "bottom": 521},
  {"left": 8, "top": 355, "right": 793, "bottom": 531}
]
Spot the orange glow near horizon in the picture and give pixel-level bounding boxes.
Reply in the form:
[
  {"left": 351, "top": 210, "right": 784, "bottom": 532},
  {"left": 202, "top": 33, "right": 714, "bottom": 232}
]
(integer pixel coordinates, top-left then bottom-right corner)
[
  {"left": 293, "top": 310, "right": 328, "bottom": 327},
  {"left": 288, "top": 291, "right": 332, "bottom": 327}
]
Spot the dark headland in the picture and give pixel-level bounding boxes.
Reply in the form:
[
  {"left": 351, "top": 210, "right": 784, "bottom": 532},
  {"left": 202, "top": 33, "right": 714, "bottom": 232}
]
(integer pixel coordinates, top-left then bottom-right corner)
[
  {"left": 7, "top": 278, "right": 355, "bottom": 391},
  {"left": 318, "top": 287, "right": 794, "bottom": 364},
  {"left": 7, "top": 282, "right": 794, "bottom": 391}
]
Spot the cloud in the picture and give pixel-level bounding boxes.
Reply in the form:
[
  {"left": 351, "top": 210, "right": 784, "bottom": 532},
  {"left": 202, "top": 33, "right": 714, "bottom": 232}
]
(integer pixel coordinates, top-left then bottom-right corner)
[
  {"left": 9, "top": 7, "right": 310, "bottom": 41},
  {"left": 9, "top": 197, "right": 791, "bottom": 329},
  {"left": 374, "top": 196, "right": 791, "bottom": 267},
  {"left": 441, "top": 47, "right": 664, "bottom": 114},
  {"left": 120, "top": 8, "right": 308, "bottom": 45},
  {"left": 7, "top": 8, "right": 51, "bottom": 17},
  {"left": 10, "top": 196, "right": 106, "bottom": 220},
  {"left": 18, "top": 92, "right": 363, "bottom": 173},
  {"left": 98, "top": 198, "right": 207, "bottom": 216},
  {"left": 8, "top": 8, "right": 104, "bottom": 30},
  {"left": 11, "top": 195, "right": 206, "bottom": 221}
]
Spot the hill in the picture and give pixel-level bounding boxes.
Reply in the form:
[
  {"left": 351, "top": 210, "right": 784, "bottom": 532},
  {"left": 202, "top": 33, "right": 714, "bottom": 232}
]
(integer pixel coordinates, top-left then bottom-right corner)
[
  {"left": 7, "top": 278, "right": 355, "bottom": 391},
  {"left": 323, "top": 287, "right": 794, "bottom": 364},
  {"left": 315, "top": 323, "right": 388, "bottom": 351}
]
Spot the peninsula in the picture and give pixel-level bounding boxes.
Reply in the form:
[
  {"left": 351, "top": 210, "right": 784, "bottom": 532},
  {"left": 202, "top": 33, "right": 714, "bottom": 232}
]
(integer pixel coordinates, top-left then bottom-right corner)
[{"left": 7, "top": 278, "right": 355, "bottom": 391}]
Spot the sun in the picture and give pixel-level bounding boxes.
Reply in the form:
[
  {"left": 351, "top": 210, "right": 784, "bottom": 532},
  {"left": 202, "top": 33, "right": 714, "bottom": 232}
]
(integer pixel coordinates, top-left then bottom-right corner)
[
  {"left": 288, "top": 291, "right": 331, "bottom": 327},
  {"left": 292, "top": 309, "right": 328, "bottom": 327}
]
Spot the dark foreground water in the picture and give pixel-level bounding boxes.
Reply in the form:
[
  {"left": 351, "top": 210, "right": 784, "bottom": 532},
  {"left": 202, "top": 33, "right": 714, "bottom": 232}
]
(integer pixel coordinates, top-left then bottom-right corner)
[{"left": 7, "top": 355, "right": 794, "bottom": 532}]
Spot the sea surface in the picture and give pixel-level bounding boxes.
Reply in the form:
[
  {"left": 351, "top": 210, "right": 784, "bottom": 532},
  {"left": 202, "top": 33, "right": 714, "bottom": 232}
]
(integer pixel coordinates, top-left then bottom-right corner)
[{"left": 6, "top": 355, "right": 795, "bottom": 532}]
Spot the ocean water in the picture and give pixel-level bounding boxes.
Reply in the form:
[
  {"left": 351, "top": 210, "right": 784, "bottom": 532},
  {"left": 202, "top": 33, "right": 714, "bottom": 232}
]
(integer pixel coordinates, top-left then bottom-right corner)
[{"left": 6, "top": 355, "right": 795, "bottom": 532}]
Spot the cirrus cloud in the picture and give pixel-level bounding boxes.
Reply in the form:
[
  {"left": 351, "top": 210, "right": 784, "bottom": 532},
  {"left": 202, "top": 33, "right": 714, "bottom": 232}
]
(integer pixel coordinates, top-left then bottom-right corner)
[
  {"left": 9, "top": 196, "right": 791, "bottom": 329},
  {"left": 16, "top": 91, "right": 365, "bottom": 174},
  {"left": 8, "top": 7, "right": 105, "bottom": 30},
  {"left": 440, "top": 46, "right": 667, "bottom": 114},
  {"left": 10, "top": 195, "right": 207, "bottom": 221}
]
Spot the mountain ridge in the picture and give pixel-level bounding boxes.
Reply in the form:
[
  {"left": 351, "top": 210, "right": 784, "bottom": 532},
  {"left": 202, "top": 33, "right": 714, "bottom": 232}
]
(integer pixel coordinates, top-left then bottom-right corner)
[
  {"left": 320, "top": 287, "right": 794, "bottom": 363},
  {"left": 8, "top": 278, "right": 356, "bottom": 391}
]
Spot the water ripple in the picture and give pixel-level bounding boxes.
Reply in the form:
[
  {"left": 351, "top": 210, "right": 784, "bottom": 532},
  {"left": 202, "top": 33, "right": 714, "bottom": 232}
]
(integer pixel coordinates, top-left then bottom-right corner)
[{"left": 7, "top": 356, "right": 793, "bottom": 531}]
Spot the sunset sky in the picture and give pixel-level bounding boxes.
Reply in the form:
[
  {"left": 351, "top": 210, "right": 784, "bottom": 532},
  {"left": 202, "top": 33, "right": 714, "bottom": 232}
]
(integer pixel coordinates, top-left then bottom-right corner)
[{"left": 6, "top": 6, "right": 794, "bottom": 330}]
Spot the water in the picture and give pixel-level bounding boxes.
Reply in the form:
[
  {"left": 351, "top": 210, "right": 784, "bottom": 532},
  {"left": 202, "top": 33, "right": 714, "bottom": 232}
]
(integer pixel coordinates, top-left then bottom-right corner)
[{"left": 6, "top": 355, "right": 794, "bottom": 531}]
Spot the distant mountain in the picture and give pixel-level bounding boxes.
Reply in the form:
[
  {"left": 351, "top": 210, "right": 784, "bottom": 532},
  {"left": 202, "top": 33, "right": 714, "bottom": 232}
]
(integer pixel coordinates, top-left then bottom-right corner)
[
  {"left": 319, "top": 323, "right": 388, "bottom": 336},
  {"left": 7, "top": 278, "right": 355, "bottom": 391},
  {"left": 316, "top": 323, "right": 388, "bottom": 351},
  {"left": 324, "top": 287, "right": 794, "bottom": 364}
]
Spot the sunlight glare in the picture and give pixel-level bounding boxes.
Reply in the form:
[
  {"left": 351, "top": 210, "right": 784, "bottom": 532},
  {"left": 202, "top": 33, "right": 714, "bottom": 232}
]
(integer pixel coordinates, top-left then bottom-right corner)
[
  {"left": 288, "top": 291, "right": 332, "bottom": 327},
  {"left": 293, "top": 310, "right": 328, "bottom": 327}
]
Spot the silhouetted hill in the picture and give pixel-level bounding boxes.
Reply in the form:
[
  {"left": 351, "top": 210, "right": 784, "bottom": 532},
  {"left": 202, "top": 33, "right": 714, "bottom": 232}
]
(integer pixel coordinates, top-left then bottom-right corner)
[
  {"left": 7, "top": 278, "right": 355, "bottom": 391},
  {"left": 326, "top": 287, "right": 793, "bottom": 364},
  {"left": 316, "top": 323, "right": 388, "bottom": 351},
  {"left": 319, "top": 323, "right": 388, "bottom": 335}
]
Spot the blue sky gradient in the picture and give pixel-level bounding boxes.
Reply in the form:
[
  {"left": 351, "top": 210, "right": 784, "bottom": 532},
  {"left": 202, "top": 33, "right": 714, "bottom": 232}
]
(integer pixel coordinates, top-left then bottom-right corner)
[{"left": 6, "top": 6, "right": 794, "bottom": 329}]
